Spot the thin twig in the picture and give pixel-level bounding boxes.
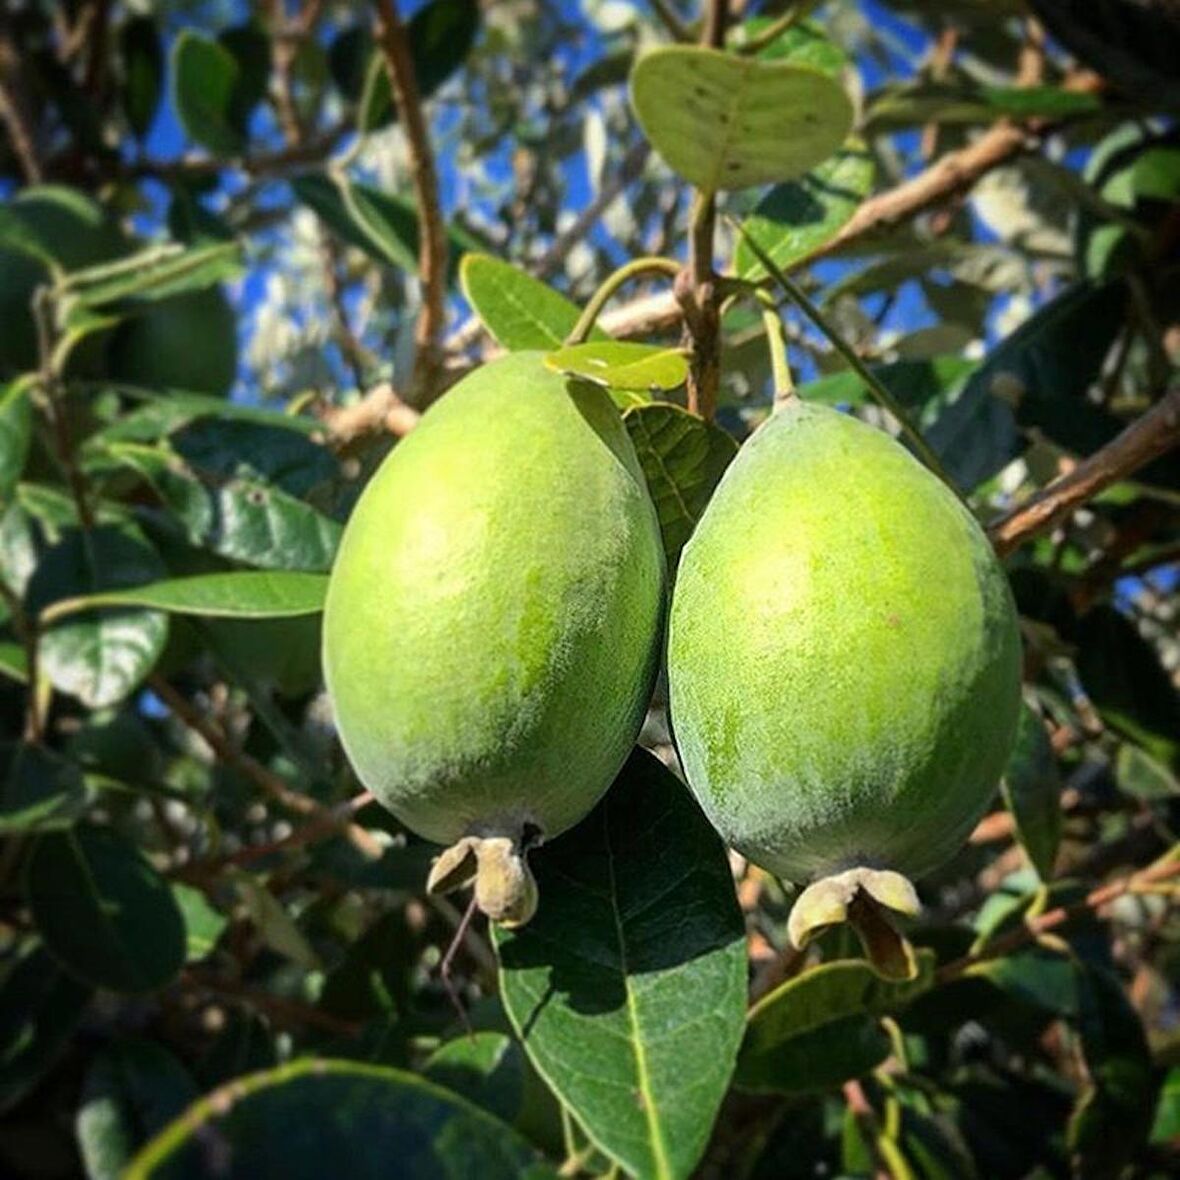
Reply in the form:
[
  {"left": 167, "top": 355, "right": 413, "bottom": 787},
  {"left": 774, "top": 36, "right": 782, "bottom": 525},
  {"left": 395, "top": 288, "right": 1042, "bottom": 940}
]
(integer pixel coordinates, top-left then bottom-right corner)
[
  {"left": 320, "top": 380, "right": 421, "bottom": 445},
  {"left": 149, "top": 675, "right": 384, "bottom": 860},
  {"left": 649, "top": 0, "right": 693, "bottom": 40},
  {"left": 372, "top": 0, "right": 449, "bottom": 399},
  {"left": 0, "top": 25, "right": 42, "bottom": 182},
  {"left": 182, "top": 967, "right": 363, "bottom": 1037},
  {"left": 988, "top": 387, "right": 1180, "bottom": 558},
  {"left": 937, "top": 855, "right": 1180, "bottom": 984},
  {"left": 565, "top": 256, "right": 681, "bottom": 345}
]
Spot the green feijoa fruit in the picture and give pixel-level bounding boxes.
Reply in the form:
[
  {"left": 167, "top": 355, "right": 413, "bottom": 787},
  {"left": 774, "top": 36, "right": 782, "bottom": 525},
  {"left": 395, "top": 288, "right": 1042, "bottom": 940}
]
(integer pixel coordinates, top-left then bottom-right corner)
[
  {"left": 322, "top": 351, "right": 666, "bottom": 925},
  {"left": 668, "top": 399, "right": 1021, "bottom": 977}
]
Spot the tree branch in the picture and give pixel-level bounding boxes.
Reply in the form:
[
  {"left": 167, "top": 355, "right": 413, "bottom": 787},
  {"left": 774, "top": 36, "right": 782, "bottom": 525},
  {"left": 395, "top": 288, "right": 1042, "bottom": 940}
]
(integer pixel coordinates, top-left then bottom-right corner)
[
  {"left": 597, "top": 121, "right": 1041, "bottom": 342},
  {"left": 988, "top": 387, "right": 1180, "bottom": 558},
  {"left": 320, "top": 381, "right": 421, "bottom": 446},
  {"left": 0, "top": 25, "right": 42, "bottom": 182},
  {"left": 372, "top": 0, "right": 449, "bottom": 399},
  {"left": 149, "top": 675, "right": 384, "bottom": 860}
]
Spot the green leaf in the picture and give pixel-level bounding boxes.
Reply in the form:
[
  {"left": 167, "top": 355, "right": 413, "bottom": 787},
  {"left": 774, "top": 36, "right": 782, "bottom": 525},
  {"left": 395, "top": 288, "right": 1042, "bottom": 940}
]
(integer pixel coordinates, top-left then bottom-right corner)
[
  {"left": 630, "top": 46, "right": 853, "bottom": 191},
  {"left": 170, "top": 31, "right": 244, "bottom": 156},
  {"left": 544, "top": 342, "right": 688, "bottom": 392},
  {"left": 0, "top": 942, "right": 92, "bottom": 1114},
  {"left": 357, "top": 0, "right": 481, "bottom": 130},
  {"left": 460, "top": 253, "right": 609, "bottom": 350},
  {"left": 0, "top": 379, "right": 33, "bottom": 509},
  {"left": 232, "top": 872, "right": 321, "bottom": 971},
  {"left": 172, "top": 883, "right": 228, "bottom": 962},
  {"left": 495, "top": 748, "right": 747, "bottom": 1180},
  {"left": 423, "top": 1032, "right": 534, "bottom": 1130},
  {"left": 733, "top": 18, "right": 849, "bottom": 75},
  {"left": 799, "top": 355, "right": 976, "bottom": 418},
  {"left": 738, "top": 954, "right": 934, "bottom": 1094},
  {"left": 866, "top": 81, "right": 1102, "bottom": 129},
  {"left": 65, "top": 241, "right": 242, "bottom": 310},
  {"left": 218, "top": 23, "right": 271, "bottom": 134},
  {"left": 1116, "top": 742, "right": 1179, "bottom": 800},
  {"left": 119, "top": 17, "right": 163, "bottom": 140},
  {"left": 77, "top": 1040, "right": 200, "bottom": 1180},
  {"left": 108, "top": 444, "right": 342, "bottom": 573},
  {"left": 0, "top": 742, "right": 91, "bottom": 833},
  {"left": 1151, "top": 1067, "right": 1180, "bottom": 1144},
  {"left": 126, "top": 1059, "right": 557, "bottom": 1179},
  {"left": 1067, "top": 965, "right": 1160, "bottom": 1177},
  {"left": 926, "top": 280, "right": 1127, "bottom": 491},
  {"left": 735, "top": 140, "right": 874, "bottom": 279},
  {"left": 624, "top": 404, "right": 738, "bottom": 566},
  {"left": 0, "top": 641, "right": 27, "bottom": 684},
  {"left": 1000, "top": 700, "right": 1063, "bottom": 881},
  {"left": 41, "top": 571, "right": 329, "bottom": 625},
  {"left": 291, "top": 173, "right": 477, "bottom": 282},
  {"left": 26, "top": 523, "right": 169, "bottom": 709},
  {"left": 25, "top": 824, "right": 186, "bottom": 992}
]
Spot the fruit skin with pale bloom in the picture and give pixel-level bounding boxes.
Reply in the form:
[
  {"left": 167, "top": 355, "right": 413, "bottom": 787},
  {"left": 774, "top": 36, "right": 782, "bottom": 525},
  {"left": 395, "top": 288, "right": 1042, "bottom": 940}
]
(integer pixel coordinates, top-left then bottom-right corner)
[
  {"left": 667, "top": 399, "right": 1021, "bottom": 968},
  {"left": 322, "top": 351, "right": 666, "bottom": 925}
]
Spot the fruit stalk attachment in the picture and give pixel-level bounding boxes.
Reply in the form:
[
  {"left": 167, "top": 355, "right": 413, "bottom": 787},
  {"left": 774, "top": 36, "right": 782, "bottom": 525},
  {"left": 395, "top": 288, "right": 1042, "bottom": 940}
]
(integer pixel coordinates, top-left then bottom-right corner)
[
  {"left": 787, "top": 867, "right": 921, "bottom": 981},
  {"left": 427, "top": 834, "right": 539, "bottom": 928}
]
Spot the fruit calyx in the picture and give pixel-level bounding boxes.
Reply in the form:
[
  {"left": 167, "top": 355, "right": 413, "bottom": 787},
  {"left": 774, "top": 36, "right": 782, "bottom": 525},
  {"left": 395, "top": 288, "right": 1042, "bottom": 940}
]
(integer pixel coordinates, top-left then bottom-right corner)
[
  {"left": 426, "top": 833, "right": 539, "bottom": 928},
  {"left": 787, "top": 866, "right": 921, "bottom": 981}
]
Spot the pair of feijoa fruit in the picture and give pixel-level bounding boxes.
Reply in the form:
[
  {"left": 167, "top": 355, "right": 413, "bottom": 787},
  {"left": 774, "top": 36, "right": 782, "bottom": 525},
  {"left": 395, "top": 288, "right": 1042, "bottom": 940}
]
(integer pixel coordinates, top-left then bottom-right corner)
[{"left": 322, "top": 352, "right": 1021, "bottom": 964}]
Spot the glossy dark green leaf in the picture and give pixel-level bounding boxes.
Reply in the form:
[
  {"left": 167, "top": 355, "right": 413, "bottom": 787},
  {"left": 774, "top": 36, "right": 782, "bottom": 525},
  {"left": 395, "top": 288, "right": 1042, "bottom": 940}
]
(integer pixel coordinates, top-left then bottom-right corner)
[
  {"left": 624, "top": 403, "right": 738, "bottom": 566},
  {"left": 0, "top": 641, "right": 27, "bottom": 683},
  {"left": 1073, "top": 605, "right": 1180, "bottom": 766},
  {"left": 460, "top": 254, "right": 609, "bottom": 350},
  {"left": 25, "top": 825, "right": 186, "bottom": 993},
  {"left": 1067, "top": 966, "right": 1160, "bottom": 1178},
  {"left": 119, "top": 17, "right": 163, "bottom": 140},
  {"left": 0, "top": 379, "right": 32, "bottom": 509},
  {"left": 967, "top": 948, "right": 1081, "bottom": 1018},
  {"left": 544, "top": 342, "right": 687, "bottom": 392},
  {"left": 738, "top": 955, "right": 934, "bottom": 1094},
  {"left": 0, "top": 942, "right": 92, "bottom": 1114},
  {"left": 423, "top": 1032, "right": 532, "bottom": 1129},
  {"left": 26, "top": 523, "right": 168, "bottom": 709},
  {"left": 77, "top": 1040, "right": 201, "bottom": 1180},
  {"left": 0, "top": 742, "right": 91, "bottom": 833},
  {"left": 735, "top": 140, "right": 874, "bottom": 279},
  {"left": 125, "top": 1059, "right": 557, "bottom": 1179},
  {"left": 42, "top": 571, "right": 328, "bottom": 625},
  {"left": 356, "top": 0, "right": 481, "bottom": 131},
  {"left": 926, "top": 280, "right": 1127, "bottom": 491},
  {"left": 110, "top": 445, "right": 341, "bottom": 573},
  {"left": 495, "top": 748, "right": 747, "bottom": 1180},
  {"left": 170, "top": 31, "right": 243, "bottom": 156},
  {"left": 218, "top": 23, "right": 270, "bottom": 135},
  {"left": 1030, "top": 0, "right": 1180, "bottom": 107},
  {"left": 1000, "top": 700, "right": 1063, "bottom": 881},
  {"left": 630, "top": 46, "right": 853, "bottom": 191}
]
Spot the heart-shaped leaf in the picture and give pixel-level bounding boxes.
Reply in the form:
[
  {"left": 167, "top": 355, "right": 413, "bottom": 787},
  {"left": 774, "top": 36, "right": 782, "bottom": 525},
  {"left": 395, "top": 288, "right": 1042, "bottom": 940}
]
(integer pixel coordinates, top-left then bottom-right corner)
[
  {"left": 460, "top": 254, "right": 609, "bottom": 350},
  {"left": 25, "top": 824, "right": 186, "bottom": 992},
  {"left": 126, "top": 1059, "right": 557, "bottom": 1179},
  {"left": 495, "top": 748, "right": 747, "bottom": 1180},
  {"left": 544, "top": 342, "right": 688, "bottom": 392},
  {"left": 735, "top": 140, "right": 874, "bottom": 279},
  {"left": 630, "top": 46, "right": 853, "bottom": 191},
  {"left": 624, "top": 404, "right": 738, "bottom": 566}
]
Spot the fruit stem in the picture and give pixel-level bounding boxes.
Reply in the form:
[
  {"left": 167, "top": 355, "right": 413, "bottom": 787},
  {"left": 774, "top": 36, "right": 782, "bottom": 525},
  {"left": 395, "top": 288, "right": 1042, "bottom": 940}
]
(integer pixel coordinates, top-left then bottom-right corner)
[
  {"left": 725, "top": 214, "right": 964, "bottom": 500},
  {"left": 565, "top": 256, "right": 682, "bottom": 346}
]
